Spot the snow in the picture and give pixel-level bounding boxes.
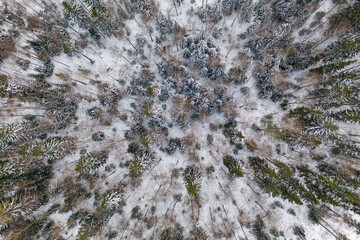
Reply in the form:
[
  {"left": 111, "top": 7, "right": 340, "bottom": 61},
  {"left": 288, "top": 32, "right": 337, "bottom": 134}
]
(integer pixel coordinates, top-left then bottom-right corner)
[{"left": 1, "top": 0, "right": 359, "bottom": 239}]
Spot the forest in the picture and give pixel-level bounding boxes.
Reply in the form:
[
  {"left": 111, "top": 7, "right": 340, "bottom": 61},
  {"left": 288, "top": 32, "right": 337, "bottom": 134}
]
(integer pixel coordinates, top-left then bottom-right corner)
[{"left": 0, "top": 0, "right": 360, "bottom": 239}]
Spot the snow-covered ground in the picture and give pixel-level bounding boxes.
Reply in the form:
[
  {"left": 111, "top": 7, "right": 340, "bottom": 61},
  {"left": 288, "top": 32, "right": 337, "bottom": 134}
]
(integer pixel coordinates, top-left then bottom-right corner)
[{"left": 1, "top": 0, "right": 360, "bottom": 239}]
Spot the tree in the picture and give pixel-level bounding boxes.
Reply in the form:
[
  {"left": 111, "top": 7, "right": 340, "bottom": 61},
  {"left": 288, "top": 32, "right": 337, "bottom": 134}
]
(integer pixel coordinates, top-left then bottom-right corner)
[
  {"left": 100, "top": 188, "right": 124, "bottom": 209},
  {"left": 0, "top": 124, "right": 23, "bottom": 144},
  {"left": 0, "top": 195, "right": 35, "bottom": 230},
  {"left": 332, "top": 108, "right": 360, "bottom": 123},
  {"left": 62, "top": 1, "right": 88, "bottom": 28},
  {"left": 23, "top": 137, "right": 74, "bottom": 161},
  {"left": 183, "top": 165, "right": 202, "bottom": 198},
  {"left": 75, "top": 151, "right": 108, "bottom": 174},
  {"left": 223, "top": 155, "right": 243, "bottom": 177}
]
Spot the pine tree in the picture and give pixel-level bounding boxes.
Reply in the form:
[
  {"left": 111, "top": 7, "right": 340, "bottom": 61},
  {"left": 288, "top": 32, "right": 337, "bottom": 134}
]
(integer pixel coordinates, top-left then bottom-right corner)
[
  {"left": 249, "top": 157, "right": 279, "bottom": 179},
  {"left": 23, "top": 137, "right": 74, "bottom": 160},
  {"left": 312, "top": 84, "right": 359, "bottom": 109},
  {"left": 332, "top": 108, "right": 360, "bottom": 123},
  {"left": 128, "top": 158, "right": 143, "bottom": 178},
  {"left": 223, "top": 155, "right": 243, "bottom": 177},
  {"left": 0, "top": 161, "right": 17, "bottom": 178},
  {"left": 183, "top": 165, "right": 202, "bottom": 198},
  {"left": 100, "top": 188, "right": 124, "bottom": 209},
  {"left": 62, "top": 1, "right": 88, "bottom": 28},
  {"left": 0, "top": 195, "right": 35, "bottom": 230},
  {"left": 75, "top": 151, "right": 108, "bottom": 174},
  {"left": 0, "top": 124, "right": 23, "bottom": 144},
  {"left": 325, "top": 38, "right": 360, "bottom": 62},
  {"left": 310, "top": 60, "right": 357, "bottom": 75},
  {"left": 76, "top": 214, "right": 95, "bottom": 240},
  {"left": 84, "top": 0, "right": 114, "bottom": 36},
  {"left": 298, "top": 165, "right": 360, "bottom": 212}
]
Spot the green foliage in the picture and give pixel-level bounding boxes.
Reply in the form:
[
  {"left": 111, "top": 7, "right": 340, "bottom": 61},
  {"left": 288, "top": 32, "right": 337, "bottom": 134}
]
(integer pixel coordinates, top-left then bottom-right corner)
[
  {"left": 325, "top": 38, "right": 360, "bottom": 61},
  {"left": 75, "top": 151, "right": 108, "bottom": 174},
  {"left": 332, "top": 108, "right": 360, "bottom": 123},
  {"left": 91, "top": 9, "right": 99, "bottom": 18},
  {"left": 335, "top": 71, "right": 359, "bottom": 84},
  {"left": 222, "top": 118, "right": 245, "bottom": 147},
  {"left": 143, "top": 103, "right": 153, "bottom": 117},
  {"left": 0, "top": 81, "right": 7, "bottom": 98},
  {"left": 249, "top": 157, "right": 279, "bottom": 179},
  {"left": 62, "top": 0, "right": 114, "bottom": 37},
  {"left": 298, "top": 133, "right": 322, "bottom": 148},
  {"left": 0, "top": 195, "right": 34, "bottom": 230},
  {"left": 318, "top": 163, "right": 360, "bottom": 188},
  {"left": 128, "top": 158, "right": 143, "bottom": 178},
  {"left": 260, "top": 178, "right": 281, "bottom": 197},
  {"left": 312, "top": 84, "right": 359, "bottom": 109},
  {"left": 290, "top": 106, "right": 341, "bottom": 142},
  {"left": 264, "top": 122, "right": 285, "bottom": 140},
  {"left": 63, "top": 42, "right": 78, "bottom": 56},
  {"left": 146, "top": 86, "right": 155, "bottom": 97},
  {"left": 183, "top": 165, "right": 202, "bottom": 198},
  {"left": 223, "top": 155, "right": 243, "bottom": 177},
  {"left": 274, "top": 161, "right": 293, "bottom": 179},
  {"left": 62, "top": 1, "right": 87, "bottom": 28},
  {"left": 130, "top": 206, "right": 142, "bottom": 219},
  {"left": 23, "top": 137, "right": 73, "bottom": 160},
  {"left": 310, "top": 60, "right": 357, "bottom": 75},
  {"left": 290, "top": 107, "right": 324, "bottom": 119},
  {"left": 236, "top": 131, "right": 244, "bottom": 138},
  {"left": 127, "top": 143, "right": 154, "bottom": 178},
  {"left": 331, "top": 1, "right": 360, "bottom": 31},
  {"left": 0, "top": 124, "right": 23, "bottom": 144},
  {"left": 298, "top": 165, "right": 360, "bottom": 212},
  {"left": 0, "top": 161, "right": 17, "bottom": 178},
  {"left": 250, "top": 158, "right": 318, "bottom": 205},
  {"left": 0, "top": 141, "right": 9, "bottom": 158},
  {"left": 76, "top": 214, "right": 95, "bottom": 240},
  {"left": 333, "top": 142, "right": 360, "bottom": 159},
  {"left": 139, "top": 134, "right": 150, "bottom": 148},
  {"left": 283, "top": 189, "right": 303, "bottom": 205},
  {"left": 100, "top": 188, "right": 124, "bottom": 209}
]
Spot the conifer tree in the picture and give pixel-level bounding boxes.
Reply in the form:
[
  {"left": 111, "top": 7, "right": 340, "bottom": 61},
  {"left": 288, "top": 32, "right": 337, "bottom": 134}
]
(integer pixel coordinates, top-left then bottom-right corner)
[
  {"left": 223, "top": 155, "right": 243, "bottom": 177},
  {"left": 0, "top": 124, "right": 23, "bottom": 144},
  {"left": 0, "top": 195, "right": 35, "bottom": 230},
  {"left": 183, "top": 165, "right": 202, "bottom": 198},
  {"left": 101, "top": 188, "right": 124, "bottom": 209},
  {"left": 75, "top": 151, "right": 108, "bottom": 174}
]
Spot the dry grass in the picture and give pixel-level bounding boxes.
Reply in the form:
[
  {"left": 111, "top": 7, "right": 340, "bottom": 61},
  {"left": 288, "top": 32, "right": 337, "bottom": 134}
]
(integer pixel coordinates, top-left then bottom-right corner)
[
  {"left": 27, "top": 15, "right": 42, "bottom": 30},
  {"left": 281, "top": 113, "right": 304, "bottom": 135},
  {"left": 221, "top": 99, "right": 239, "bottom": 118},
  {"left": 245, "top": 139, "right": 258, "bottom": 152},
  {"left": 256, "top": 143, "right": 273, "bottom": 159},
  {"left": 237, "top": 51, "right": 251, "bottom": 72},
  {"left": 0, "top": 35, "right": 15, "bottom": 61},
  {"left": 189, "top": 152, "right": 200, "bottom": 163},
  {"left": 171, "top": 95, "right": 194, "bottom": 126},
  {"left": 272, "top": 70, "right": 296, "bottom": 91}
]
